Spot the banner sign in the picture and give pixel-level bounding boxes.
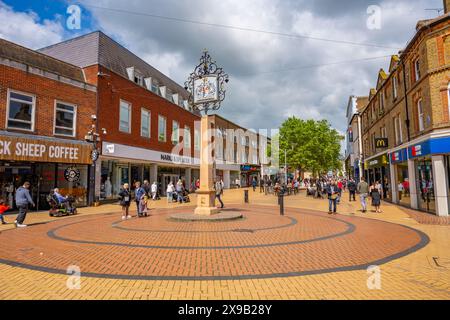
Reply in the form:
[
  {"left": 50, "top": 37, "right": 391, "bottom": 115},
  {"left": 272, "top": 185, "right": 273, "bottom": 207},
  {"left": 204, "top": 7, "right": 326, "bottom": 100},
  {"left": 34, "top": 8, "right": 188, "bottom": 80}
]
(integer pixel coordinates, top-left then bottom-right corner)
[{"left": 0, "top": 136, "right": 93, "bottom": 164}]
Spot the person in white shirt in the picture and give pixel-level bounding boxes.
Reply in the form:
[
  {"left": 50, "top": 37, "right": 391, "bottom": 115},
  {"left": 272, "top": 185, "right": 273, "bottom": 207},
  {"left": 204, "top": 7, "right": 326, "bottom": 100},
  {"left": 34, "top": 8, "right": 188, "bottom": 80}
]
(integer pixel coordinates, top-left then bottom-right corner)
[
  {"left": 166, "top": 182, "right": 175, "bottom": 203},
  {"left": 151, "top": 181, "right": 158, "bottom": 200}
]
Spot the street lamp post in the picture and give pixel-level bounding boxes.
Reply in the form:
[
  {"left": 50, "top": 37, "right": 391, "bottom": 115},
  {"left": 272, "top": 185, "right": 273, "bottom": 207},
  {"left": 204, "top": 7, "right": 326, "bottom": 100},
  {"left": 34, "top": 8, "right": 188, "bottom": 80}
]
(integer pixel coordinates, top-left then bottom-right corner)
[{"left": 85, "top": 115, "right": 106, "bottom": 206}]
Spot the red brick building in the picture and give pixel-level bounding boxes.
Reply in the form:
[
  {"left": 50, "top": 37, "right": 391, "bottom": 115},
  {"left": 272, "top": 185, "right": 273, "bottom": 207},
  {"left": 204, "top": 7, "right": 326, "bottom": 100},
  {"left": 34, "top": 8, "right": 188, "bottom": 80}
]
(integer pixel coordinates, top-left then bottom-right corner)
[
  {"left": 40, "top": 31, "right": 260, "bottom": 198},
  {"left": 0, "top": 38, "right": 97, "bottom": 209}
]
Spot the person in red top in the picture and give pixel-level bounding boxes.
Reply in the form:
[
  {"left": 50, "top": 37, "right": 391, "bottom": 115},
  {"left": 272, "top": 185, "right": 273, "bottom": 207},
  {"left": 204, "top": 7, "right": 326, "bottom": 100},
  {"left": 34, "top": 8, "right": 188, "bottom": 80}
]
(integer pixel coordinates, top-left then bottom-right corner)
[{"left": 0, "top": 198, "right": 9, "bottom": 225}]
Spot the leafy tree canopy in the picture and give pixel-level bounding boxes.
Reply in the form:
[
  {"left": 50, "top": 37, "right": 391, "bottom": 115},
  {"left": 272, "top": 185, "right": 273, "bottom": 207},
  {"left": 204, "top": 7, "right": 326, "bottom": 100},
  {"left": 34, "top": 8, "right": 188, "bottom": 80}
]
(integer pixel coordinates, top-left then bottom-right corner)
[{"left": 279, "top": 117, "right": 343, "bottom": 177}]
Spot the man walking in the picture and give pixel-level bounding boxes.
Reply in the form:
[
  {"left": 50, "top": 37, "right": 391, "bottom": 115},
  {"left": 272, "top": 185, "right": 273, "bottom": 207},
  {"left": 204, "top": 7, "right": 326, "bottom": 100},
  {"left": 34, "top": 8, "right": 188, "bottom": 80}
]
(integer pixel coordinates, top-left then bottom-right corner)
[
  {"left": 347, "top": 179, "right": 357, "bottom": 201},
  {"left": 326, "top": 180, "right": 339, "bottom": 214},
  {"left": 215, "top": 177, "right": 224, "bottom": 209},
  {"left": 15, "top": 181, "right": 35, "bottom": 228},
  {"left": 357, "top": 177, "right": 369, "bottom": 213}
]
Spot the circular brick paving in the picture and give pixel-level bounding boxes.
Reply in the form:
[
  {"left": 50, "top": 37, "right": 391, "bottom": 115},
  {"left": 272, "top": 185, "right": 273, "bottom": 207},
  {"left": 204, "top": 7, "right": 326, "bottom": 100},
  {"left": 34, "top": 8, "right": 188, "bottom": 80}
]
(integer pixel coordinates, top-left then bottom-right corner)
[{"left": 0, "top": 205, "right": 429, "bottom": 280}]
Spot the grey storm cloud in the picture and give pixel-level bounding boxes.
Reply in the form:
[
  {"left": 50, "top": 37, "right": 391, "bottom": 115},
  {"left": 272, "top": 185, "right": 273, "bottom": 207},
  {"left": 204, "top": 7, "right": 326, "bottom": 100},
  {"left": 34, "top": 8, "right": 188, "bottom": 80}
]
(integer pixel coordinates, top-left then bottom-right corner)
[{"left": 75, "top": 0, "right": 442, "bottom": 134}]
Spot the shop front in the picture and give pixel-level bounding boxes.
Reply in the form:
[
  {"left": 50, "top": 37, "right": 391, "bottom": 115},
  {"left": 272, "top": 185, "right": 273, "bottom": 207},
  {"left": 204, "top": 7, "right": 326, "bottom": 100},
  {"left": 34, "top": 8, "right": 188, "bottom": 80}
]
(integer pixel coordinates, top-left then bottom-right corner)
[
  {"left": 364, "top": 153, "right": 390, "bottom": 200},
  {"left": 100, "top": 141, "right": 198, "bottom": 199},
  {"left": 389, "top": 148, "right": 410, "bottom": 207},
  {"left": 407, "top": 136, "right": 450, "bottom": 216},
  {"left": 240, "top": 164, "right": 260, "bottom": 187},
  {"left": 0, "top": 133, "right": 93, "bottom": 210}
]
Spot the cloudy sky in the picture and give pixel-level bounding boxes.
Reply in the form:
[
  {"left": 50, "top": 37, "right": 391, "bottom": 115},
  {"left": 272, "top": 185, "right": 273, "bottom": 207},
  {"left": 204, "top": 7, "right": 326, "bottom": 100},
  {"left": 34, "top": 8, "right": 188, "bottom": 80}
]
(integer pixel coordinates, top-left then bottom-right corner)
[{"left": 0, "top": 0, "right": 444, "bottom": 137}]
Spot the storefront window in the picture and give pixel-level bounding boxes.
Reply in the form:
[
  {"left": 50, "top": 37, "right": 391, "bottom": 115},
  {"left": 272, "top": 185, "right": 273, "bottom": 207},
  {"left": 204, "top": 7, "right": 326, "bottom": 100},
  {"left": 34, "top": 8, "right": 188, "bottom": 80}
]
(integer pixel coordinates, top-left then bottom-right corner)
[
  {"left": 416, "top": 159, "right": 435, "bottom": 213},
  {"left": 396, "top": 163, "right": 410, "bottom": 207},
  {"left": 56, "top": 164, "right": 88, "bottom": 207}
]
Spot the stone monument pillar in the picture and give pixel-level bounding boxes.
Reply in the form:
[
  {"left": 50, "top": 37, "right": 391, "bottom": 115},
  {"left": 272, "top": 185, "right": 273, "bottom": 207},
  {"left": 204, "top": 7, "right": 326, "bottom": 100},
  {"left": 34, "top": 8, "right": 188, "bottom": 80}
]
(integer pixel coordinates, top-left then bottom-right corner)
[{"left": 194, "top": 115, "right": 219, "bottom": 215}]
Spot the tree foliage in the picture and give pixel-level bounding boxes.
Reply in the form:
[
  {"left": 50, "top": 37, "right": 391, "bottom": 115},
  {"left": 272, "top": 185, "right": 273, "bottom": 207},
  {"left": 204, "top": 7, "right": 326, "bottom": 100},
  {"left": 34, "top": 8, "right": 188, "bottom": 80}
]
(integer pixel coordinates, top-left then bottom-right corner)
[{"left": 279, "top": 117, "right": 343, "bottom": 177}]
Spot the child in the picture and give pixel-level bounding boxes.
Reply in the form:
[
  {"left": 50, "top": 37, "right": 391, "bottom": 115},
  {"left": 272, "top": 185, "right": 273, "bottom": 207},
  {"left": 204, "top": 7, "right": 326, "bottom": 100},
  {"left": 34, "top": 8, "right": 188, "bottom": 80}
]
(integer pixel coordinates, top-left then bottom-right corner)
[
  {"left": 139, "top": 194, "right": 149, "bottom": 217},
  {"left": 0, "top": 199, "right": 10, "bottom": 224}
]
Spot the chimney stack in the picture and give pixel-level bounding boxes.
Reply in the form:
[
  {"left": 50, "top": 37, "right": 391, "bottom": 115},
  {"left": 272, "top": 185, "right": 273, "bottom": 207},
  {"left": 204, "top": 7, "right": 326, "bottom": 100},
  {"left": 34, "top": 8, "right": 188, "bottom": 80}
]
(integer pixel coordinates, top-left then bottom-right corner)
[{"left": 445, "top": 0, "right": 450, "bottom": 14}]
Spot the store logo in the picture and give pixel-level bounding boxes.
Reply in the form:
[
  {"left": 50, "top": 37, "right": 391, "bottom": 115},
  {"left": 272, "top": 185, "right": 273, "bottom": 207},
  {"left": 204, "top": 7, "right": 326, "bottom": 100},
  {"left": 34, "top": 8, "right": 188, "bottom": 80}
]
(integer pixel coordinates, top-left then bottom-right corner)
[
  {"left": 64, "top": 167, "right": 81, "bottom": 182},
  {"left": 105, "top": 144, "right": 115, "bottom": 154},
  {"left": 412, "top": 145, "right": 422, "bottom": 157},
  {"left": 375, "top": 138, "right": 388, "bottom": 148},
  {"left": 391, "top": 152, "right": 400, "bottom": 162}
]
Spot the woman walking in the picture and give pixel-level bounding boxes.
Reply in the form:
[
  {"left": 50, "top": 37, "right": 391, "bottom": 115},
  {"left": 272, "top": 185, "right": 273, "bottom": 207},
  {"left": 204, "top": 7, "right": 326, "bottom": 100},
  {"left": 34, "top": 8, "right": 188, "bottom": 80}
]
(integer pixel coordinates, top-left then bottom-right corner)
[
  {"left": 119, "top": 183, "right": 132, "bottom": 220},
  {"left": 370, "top": 181, "right": 382, "bottom": 213}
]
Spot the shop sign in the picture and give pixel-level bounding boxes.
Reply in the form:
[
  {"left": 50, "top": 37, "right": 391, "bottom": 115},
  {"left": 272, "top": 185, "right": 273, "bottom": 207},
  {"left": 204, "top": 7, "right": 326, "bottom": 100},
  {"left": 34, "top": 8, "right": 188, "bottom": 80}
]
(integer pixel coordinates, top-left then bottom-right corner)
[
  {"left": 374, "top": 138, "right": 388, "bottom": 148},
  {"left": 366, "top": 154, "right": 388, "bottom": 169},
  {"left": 409, "top": 140, "right": 431, "bottom": 158},
  {"left": 241, "top": 165, "right": 260, "bottom": 172},
  {"left": 0, "top": 136, "right": 93, "bottom": 164},
  {"left": 160, "top": 154, "right": 191, "bottom": 164},
  {"left": 389, "top": 149, "right": 407, "bottom": 164}
]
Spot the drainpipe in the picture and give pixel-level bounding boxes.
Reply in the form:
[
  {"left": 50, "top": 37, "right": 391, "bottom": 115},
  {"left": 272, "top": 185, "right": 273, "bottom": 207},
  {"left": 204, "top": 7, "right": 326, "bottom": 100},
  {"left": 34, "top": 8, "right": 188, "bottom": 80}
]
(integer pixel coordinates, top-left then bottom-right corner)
[{"left": 401, "top": 59, "right": 411, "bottom": 142}]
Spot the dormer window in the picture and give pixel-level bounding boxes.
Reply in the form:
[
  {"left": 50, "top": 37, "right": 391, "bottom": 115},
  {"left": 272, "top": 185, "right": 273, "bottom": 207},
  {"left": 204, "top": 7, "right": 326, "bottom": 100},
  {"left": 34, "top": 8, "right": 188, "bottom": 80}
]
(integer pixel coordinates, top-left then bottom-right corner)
[{"left": 134, "top": 73, "right": 143, "bottom": 86}]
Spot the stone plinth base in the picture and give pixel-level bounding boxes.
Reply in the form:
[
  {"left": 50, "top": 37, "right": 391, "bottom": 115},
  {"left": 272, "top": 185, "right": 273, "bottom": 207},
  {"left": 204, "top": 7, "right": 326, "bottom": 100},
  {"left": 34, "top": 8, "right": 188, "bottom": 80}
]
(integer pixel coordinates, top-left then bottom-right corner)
[
  {"left": 170, "top": 211, "right": 243, "bottom": 222},
  {"left": 194, "top": 206, "right": 220, "bottom": 215}
]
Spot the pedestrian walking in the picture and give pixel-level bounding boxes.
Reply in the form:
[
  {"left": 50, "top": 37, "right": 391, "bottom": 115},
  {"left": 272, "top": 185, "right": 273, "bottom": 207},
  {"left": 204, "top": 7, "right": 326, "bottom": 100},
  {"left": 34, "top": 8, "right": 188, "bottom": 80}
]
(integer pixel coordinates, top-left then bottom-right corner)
[
  {"left": 143, "top": 180, "right": 151, "bottom": 196},
  {"left": 151, "top": 181, "right": 158, "bottom": 200},
  {"left": 119, "top": 183, "right": 131, "bottom": 220},
  {"left": 14, "top": 181, "right": 35, "bottom": 228},
  {"left": 134, "top": 181, "right": 146, "bottom": 217},
  {"left": 326, "top": 180, "right": 339, "bottom": 214},
  {"left": 176, "top": 179, "right": 186, "bottom": 203},
  {"left": 0, "top": 198, "right": 9, "bottom": 224},
  {"left": 166, "top": 181, "right": 175, "bottom": 203},
  {"left": 215, "top": 177, "right": 224, "bottom": 208},
  {"left": 357, "top": 177, "right": 369, "bottom": 213},
  {"left": 347, "top": 179, "right": 356, "bottom": 201},
  {"left": 252, "top": 178, "right": 257, "bottom": 192},
  {"left": 370, "top": 181, "right": 382, "bottom": 213}
]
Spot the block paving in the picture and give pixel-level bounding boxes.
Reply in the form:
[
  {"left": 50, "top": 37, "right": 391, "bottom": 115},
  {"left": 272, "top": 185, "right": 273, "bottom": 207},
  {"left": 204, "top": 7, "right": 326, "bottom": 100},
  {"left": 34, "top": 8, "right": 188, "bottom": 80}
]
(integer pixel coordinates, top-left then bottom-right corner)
[{"left": 0, "top": 189, "right": 449, "bottom": 300}]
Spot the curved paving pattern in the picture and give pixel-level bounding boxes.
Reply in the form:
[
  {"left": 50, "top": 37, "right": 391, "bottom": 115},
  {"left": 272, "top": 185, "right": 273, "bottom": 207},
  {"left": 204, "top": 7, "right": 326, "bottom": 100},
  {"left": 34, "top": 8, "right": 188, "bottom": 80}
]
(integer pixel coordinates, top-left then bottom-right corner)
[{"left": 0, "top": 205, "right": 429, "bottom": 280}]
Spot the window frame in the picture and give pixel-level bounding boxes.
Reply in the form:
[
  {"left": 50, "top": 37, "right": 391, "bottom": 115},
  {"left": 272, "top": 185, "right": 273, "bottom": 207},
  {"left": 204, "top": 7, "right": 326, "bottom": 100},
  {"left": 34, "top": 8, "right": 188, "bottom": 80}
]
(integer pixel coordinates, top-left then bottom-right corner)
[
  {"left": 172, "top": 120, "right": 180, "bottom": 145},
  {"left": 392, "top": 75, "right": 398, "bottom": 99},
  {"left": 158, "top": 115, "right": 167, "bottom": 142},
  {"left": 417, "top": 98, "right": 424, "bottom": 132},
  {"left": 6, "top": 89, "right": 36, "bottom": 132},
  {"left": 194, "top": 128, "right": 200, "bottom": 150},
  {"left": 414, "top": 58, "right": 421, "bottom": 82},
  {"left": 119, "top": 100, "right": 132, "bottom": 134},
  {"left": 140, "top": 108, "right": 151, "bottom": 138},
  {"left": 53, "top": 100, "right": 77, "bottom": 137},
  {"left": 184, "top": 125, "right": 191, "bottom": 148}
]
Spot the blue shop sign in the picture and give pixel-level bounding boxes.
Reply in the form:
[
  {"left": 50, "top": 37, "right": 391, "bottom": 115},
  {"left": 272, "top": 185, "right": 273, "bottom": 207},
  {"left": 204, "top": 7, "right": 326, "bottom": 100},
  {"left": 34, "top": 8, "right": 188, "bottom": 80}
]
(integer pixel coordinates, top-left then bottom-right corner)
[
  {"left": 408, "top": 136, "right": 450, "bottom": 158},
  {"left": 389, "top": 148, "right": 407, "bottom": 164}
]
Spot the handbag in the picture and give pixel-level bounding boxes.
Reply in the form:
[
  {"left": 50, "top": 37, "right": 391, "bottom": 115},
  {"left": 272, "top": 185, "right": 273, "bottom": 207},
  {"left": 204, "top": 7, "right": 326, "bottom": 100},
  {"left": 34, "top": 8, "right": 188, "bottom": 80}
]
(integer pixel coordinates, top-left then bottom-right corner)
[{"left": 330, "top": 193, "right": 338, "bottom": 200}]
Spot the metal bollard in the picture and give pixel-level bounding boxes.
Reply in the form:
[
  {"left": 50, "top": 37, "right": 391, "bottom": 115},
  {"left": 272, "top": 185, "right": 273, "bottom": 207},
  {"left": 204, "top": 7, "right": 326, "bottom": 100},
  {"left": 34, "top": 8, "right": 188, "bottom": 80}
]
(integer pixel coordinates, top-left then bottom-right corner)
[
  {"left": 244, "top": 189, "right": 249, "bottom": 203},
  {"left": 279, "top": 193, "right": 284, "bottom": 215}
]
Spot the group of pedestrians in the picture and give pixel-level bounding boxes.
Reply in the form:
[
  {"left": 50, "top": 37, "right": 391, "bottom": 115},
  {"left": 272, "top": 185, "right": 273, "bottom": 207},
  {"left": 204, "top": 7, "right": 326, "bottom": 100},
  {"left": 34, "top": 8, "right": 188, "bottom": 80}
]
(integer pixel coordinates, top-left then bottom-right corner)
[{"left": 317, "top": 176, "right": 384, "bottom": 215}]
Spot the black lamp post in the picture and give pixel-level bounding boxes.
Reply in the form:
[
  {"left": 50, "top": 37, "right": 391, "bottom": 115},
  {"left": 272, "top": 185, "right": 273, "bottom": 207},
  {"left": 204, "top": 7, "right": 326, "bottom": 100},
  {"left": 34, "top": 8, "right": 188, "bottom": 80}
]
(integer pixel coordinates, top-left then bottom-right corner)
[{"left": 85, "top": 115, "right": 106, "bottom": 206}]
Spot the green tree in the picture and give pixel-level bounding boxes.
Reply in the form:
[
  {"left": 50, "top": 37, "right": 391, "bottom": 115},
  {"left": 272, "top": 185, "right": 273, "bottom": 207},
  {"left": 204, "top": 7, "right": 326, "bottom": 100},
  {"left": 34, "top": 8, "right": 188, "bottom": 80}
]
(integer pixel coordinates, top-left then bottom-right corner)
[{"left": 279, "top": 117, "right": 343, "bottom": 177}]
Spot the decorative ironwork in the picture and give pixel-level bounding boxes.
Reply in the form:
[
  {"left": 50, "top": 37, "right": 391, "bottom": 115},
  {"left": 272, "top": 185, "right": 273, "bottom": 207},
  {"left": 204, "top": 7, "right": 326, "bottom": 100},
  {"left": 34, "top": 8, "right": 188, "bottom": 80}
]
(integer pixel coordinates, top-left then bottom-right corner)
[{"left": 184, "top": 50, "right": 229, "bottom": 115}]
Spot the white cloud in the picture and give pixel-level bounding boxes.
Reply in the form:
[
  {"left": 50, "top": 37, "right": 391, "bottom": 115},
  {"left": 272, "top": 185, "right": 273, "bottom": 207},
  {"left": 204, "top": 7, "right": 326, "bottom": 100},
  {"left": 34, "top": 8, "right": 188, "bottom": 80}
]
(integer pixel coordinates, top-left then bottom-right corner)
[{"left": 0, "top": 1, "right": 64, "bottom": 49}]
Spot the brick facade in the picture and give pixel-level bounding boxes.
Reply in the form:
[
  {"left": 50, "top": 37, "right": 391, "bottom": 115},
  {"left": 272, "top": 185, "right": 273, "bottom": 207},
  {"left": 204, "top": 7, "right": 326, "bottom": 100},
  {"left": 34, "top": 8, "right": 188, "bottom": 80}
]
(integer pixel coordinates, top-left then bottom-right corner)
[{"left": 0, "top": 64, "right": 96, "bottom": 141}]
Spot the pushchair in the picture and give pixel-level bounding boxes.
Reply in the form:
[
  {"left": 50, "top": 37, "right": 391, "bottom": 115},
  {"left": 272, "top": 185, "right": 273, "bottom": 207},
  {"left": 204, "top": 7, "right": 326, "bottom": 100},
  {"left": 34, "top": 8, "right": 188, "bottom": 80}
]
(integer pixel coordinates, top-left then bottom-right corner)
[
  {"left": 176, "top": 190, "right": 190, "bottom": 203},
  {"left": 47, "top": 193, "right": 77, "bottom": 217}
]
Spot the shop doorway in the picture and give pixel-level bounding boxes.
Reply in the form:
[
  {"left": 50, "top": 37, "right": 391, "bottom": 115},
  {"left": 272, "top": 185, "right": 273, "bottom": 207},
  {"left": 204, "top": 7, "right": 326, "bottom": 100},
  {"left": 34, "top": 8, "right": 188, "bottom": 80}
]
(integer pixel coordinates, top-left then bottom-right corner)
[
  {"left": 161, "top": 174, "right": 179, "bottom": 196},
  {"left": 416, "top": 160, "right": 435, "bottom": 213}
]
